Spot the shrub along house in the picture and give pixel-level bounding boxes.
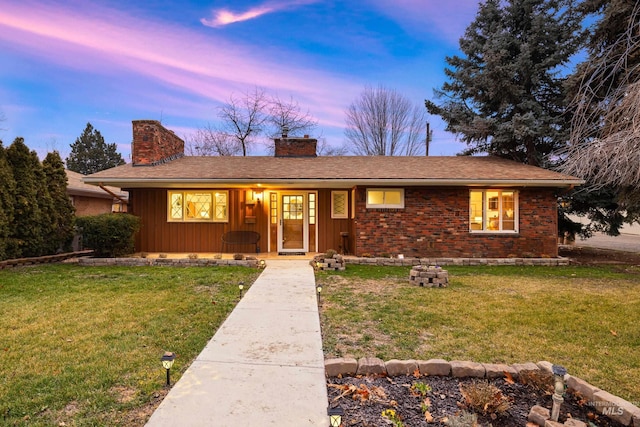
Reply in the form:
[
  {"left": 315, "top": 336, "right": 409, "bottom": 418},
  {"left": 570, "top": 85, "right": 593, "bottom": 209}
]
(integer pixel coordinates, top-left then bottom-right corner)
[{"left": 84, "top": 120, "right": 582, "bottom": 258}]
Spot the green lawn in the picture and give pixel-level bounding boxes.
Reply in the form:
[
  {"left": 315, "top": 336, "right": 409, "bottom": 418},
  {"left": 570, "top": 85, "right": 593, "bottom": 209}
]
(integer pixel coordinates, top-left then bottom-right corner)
[
  {"left": 317, "top": 264, "right": 640, "bottom": 401},
  {"left": 0, "top": 264, "right": 261, "bottom": 427}
]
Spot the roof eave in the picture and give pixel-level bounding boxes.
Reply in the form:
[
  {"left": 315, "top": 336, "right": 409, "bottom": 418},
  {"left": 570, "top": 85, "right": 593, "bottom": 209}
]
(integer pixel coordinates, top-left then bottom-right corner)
[{"left": 83, "top": 177, "right": 584, "bottom": 189}]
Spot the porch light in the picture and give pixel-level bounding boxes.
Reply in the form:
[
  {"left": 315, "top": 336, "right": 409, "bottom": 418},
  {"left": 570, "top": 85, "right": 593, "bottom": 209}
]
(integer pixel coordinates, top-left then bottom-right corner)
[
  {"left": 161, "top": 351, "right": 176, "bottom": 386},
  {"left": 328, "top": 405, "right": 344, "bottom": 427},
  {"left": 246, "top": 189, "right": 264, "bottom": 204},
  {"left": 551, "top": 364, "right": 567, "bottom": 421},
  {"left": 239, "top": 282, "right": 245, "bottom": 298}
]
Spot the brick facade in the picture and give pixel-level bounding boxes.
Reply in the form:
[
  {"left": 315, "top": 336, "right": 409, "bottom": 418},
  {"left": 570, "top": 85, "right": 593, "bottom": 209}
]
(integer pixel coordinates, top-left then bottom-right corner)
[
  {"left": 132, "top": 120, "right": 184, "bottom": 166},
  {"left": 352, "top": 187, "right": 558, "bottom": 258},
  {"left": 71, "top": 195, "right": 114, "bottom": 216},
  {"left": 274, "top": 137, "right": 317, "bottom": 157}
]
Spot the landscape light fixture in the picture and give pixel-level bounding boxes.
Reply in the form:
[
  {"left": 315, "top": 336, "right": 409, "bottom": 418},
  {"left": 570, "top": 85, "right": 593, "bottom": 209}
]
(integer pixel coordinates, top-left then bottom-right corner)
[
  {"left": 259, "top": 259, "right": 266, "bottom": 269},
  {"left": 328, "top": 405, "right": 344, "bottom": 427},
  {"left": 551, "top": 364, "right": 567, "bottom": 421},
  {"left": 316, "top": 285, "right": 322, "bottom": 305},
  {"left": 239, "top": 282, "right": 245, "bottom": 298},
  {"left": 161, "top": 351, "right": 176, "bottom": 386}
]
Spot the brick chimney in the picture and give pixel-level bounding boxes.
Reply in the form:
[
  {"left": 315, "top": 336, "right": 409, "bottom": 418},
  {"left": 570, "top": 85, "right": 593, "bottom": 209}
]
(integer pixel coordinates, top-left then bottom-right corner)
[
  {"left": 132, "top": 120, "right": 184, "bottom": 166},
  {"left": 274, "top": 134, "right": 317, "bottom": 157}
]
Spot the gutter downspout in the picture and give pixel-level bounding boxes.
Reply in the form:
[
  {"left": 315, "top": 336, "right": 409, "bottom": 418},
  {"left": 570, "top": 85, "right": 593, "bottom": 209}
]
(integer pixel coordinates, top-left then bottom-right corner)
[{"left": 99, "top": 184, "right": 129, "bottom": 206}]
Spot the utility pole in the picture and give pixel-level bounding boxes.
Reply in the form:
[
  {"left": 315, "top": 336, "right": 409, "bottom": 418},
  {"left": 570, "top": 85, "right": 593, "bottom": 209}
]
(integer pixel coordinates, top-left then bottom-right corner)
[{"left": 425, "top": 122, "right": 430, "bottom": 156}]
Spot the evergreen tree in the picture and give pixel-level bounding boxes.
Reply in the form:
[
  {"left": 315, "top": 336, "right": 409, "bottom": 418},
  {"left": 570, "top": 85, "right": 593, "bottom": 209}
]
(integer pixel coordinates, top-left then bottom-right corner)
[
  {"left": 0, "top": 141, "right": 16, "bottom": 260},
  {"left": 6, "top": 138, "right": 43, "bottom": 257},
  {"left": 425, "top": 0, "right": 583, "bottom": 166},
  {"left": 43, "top": 151, "right": 76, "bottom": 253},
  {"left": 558, "top": 0, "right": 640, "bottom": 236},
  {"left": 66, "top": 123, "right": 125, "bottom": 174},
  {"left": 31, "top": 150, "right": 57, "bottom": 255}
]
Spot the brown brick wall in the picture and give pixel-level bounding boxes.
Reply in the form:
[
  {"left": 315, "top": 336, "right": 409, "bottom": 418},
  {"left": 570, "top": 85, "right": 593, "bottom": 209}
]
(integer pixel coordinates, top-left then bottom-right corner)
[
  {"left": 274, "top": 138, "right": 317, "bottom": 157},
  {"left": 353, "top": 187, "right": 558, "bottom": 258},
  {"left": 72, "top": 196, "right": 114, "bottom": 216},
  {"left": 132, "top": 120, "right": 184, "bottom": 166}
]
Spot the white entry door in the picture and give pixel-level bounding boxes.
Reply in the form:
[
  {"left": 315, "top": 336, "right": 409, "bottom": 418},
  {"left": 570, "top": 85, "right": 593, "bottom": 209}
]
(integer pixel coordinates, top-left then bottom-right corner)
[{"left": 277, "top": 193, "right": 308, "bottom": 253}]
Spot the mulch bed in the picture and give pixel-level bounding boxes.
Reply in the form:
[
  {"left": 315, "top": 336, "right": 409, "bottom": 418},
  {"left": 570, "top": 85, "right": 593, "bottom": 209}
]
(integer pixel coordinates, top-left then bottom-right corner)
[{"left": 327, "top": 374, "right": 624, "bottom": 426}]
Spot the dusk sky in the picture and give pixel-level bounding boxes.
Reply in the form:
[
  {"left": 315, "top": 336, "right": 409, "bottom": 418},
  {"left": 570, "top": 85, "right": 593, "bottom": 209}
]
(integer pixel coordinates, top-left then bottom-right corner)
[{"left": 0, "top": 0, "right": 479, "bottom": 162}]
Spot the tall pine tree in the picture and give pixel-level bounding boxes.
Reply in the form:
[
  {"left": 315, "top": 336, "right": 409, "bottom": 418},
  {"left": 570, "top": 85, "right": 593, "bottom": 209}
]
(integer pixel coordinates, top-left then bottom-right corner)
[
  {"left": 425, "top": 0, "right": 583, "bottom": 166},
  {"left": 6, "top": 138, "right": 43, "bottom": 257},
  {"left": 43, "top": 151, "right": 76, "bottom": 253},
  {"left": 66, "top": 123, "right": 125, "bottom": 174},
  {"left": 0, "top": 141, "right": 16, "bottom": 260}
]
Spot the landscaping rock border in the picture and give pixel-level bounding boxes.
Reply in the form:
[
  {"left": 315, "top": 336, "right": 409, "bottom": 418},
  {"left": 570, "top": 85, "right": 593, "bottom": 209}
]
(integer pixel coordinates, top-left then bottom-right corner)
[
  {"left": 0, "top": 250, "right": 94, "bottom": 269},
  {"left": 324, "top": 358, "right": 640, "bottom": 427},
  {"left": 77, "top": 257, "right": 261, "bottom": 268},
  {"left": 345, "top": 256, "right": 569, "bottom": 266}
]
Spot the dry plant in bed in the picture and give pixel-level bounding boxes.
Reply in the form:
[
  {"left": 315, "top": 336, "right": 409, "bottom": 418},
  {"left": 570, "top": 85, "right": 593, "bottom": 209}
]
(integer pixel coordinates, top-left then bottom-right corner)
[{"left": 327, "top": 372, "right": 626, "bottom": 427}]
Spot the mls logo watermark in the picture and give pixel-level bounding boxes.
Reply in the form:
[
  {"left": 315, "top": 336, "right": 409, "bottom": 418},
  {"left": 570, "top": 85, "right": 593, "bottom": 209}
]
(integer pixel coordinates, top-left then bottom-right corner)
[
  {"left": 601, "top": 405, "right": 624, "bottom": 416},
  {"left": 588, "top": 401, "right": 625, "bottom": 416}
]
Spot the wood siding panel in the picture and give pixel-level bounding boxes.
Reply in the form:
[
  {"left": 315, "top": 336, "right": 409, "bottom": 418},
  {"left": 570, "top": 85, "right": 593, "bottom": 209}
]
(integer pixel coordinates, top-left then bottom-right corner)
[
  {"left": 317, "top": 189, "right": 352, "bottom": 254},
  {"left": 130, "top": 188, "right": 268, "bottom": 253}
]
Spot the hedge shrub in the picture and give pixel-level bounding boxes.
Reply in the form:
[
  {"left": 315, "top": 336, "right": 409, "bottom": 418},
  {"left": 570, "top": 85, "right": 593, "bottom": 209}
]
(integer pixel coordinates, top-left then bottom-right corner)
[{"left": 77, "top": 214, "right": 141, "bottom": 257}]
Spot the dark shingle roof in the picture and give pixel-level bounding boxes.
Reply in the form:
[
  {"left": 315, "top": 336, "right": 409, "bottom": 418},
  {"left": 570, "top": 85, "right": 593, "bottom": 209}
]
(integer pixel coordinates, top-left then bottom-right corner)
[{"left": 84, "top": 156, "right": 582, "bottom": 189}]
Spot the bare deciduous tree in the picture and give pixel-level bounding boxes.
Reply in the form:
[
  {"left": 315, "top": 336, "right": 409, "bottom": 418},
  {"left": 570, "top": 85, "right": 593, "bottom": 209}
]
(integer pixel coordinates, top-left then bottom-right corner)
[
  {"left": 267, "top": 95, "right": 318, "bottom": 138},
  {"left": 317, "top": 137, "right": 348, "bottom": 156},
  {"left": 218, "top": 87, "right": 269, "bottom": 156},
  {"left": 560, "top": 3, "right": 640, "bottom": 193},
  {"left": 185, "top": 125, "right": 241, "bottom": 156},
  {"left": 345, "top": 85, "right": 426, "bottom": 156},
  {"left": 191, "top": 88, "right": 321, "bottom": 156}
]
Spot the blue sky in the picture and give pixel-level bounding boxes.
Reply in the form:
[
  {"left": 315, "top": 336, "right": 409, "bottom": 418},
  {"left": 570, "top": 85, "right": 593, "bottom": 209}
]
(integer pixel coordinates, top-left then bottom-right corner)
[{"left": 0, "top": 0, "right": 479, "bottom": 161}]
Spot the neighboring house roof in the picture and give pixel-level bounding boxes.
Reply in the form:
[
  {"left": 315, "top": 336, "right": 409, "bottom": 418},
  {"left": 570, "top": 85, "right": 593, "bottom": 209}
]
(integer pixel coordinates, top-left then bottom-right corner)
[
  {"left": 83, "top": 156, "right": 583, "bottom": 189},
  {"left": 66, "top": 169, "right": 129, "bottom": 199}
]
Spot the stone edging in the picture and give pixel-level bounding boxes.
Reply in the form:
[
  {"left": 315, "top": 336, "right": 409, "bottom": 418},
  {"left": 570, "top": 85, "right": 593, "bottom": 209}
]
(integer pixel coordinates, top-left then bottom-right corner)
[
  {"left": 345, "top": 256, "right": 570, "bottom": 266},
  {"left": 77, "top": 257, "right": 260, "bottom": 268},
  {"left": 325, "top": 357, "right": 640, "bottom": 427},
  {"left": 0, "top": 250, "right": 94, "bottom": 269}
]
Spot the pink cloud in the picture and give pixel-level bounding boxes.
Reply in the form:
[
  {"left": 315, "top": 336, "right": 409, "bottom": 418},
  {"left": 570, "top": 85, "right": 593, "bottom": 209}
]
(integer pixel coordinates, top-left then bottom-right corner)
[
  {"left": 0, "top": 0, "right": 357, "bottom": 129},
  {"left": 201, "top": 0, "right": 319, "bottom": 27},
  {"left": 201, "top": 6, "right": 275, "bottom": 27}
]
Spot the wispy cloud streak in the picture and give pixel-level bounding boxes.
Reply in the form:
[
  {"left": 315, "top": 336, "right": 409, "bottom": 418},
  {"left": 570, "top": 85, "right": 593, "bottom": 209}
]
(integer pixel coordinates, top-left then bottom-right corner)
[
  {"left": 201, "top": 5, "right": 274, "bottom": 27},
  {"left": 201, "top": 0, "right": 318, "bottom": 27},
  {"left": 0, "top": 0, "right": 355, "bottom": 127}
]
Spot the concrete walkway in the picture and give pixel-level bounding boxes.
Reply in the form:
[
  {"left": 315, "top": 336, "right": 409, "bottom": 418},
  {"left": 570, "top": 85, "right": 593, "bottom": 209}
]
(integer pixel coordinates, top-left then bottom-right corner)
[{"left": 145, "top": 260, "right": 327, "bottom": 427}]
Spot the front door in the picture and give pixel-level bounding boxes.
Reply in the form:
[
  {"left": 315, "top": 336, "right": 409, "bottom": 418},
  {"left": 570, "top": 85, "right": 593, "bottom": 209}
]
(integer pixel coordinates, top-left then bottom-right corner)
[{"left": 278, "top": 193, "right": 307, "bottom": 253}]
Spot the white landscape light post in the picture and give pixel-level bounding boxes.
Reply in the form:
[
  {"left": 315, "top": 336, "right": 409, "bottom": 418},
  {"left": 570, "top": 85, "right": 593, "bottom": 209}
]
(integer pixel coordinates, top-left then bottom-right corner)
[
  {"left": 551, "top": 364, "right": 567, "bottom": 421},
  {"left": 161, "top": 351, "right": 176, "bottom": 387},
  {"left": 328, "top": 405, "right": 344, "bottom": 427}
]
